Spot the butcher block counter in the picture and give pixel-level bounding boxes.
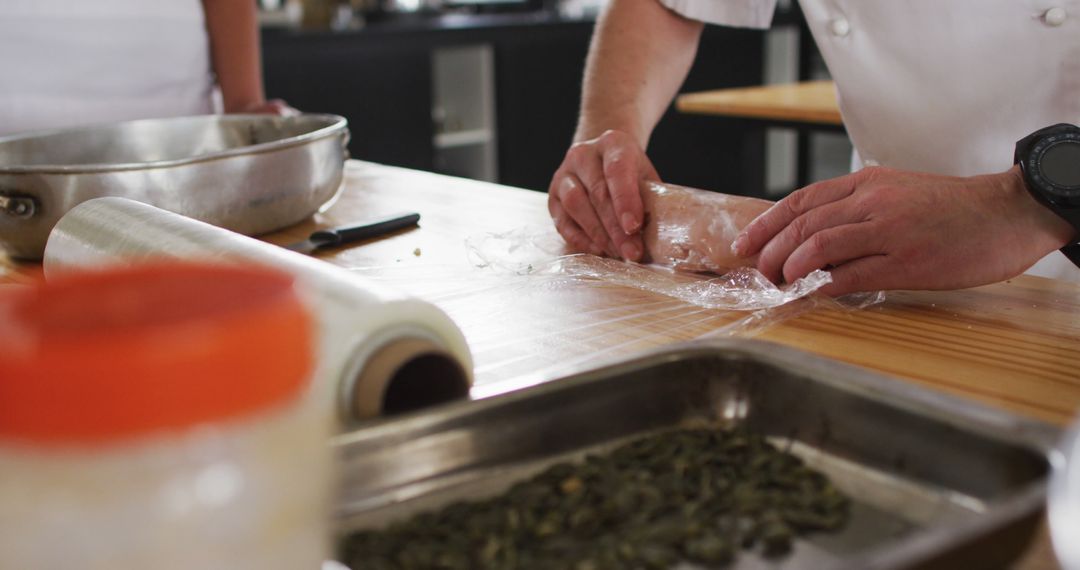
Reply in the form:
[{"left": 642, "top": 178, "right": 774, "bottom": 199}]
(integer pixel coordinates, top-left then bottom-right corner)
[{"left": 4, "top": 160, "right": 1077, "bottom": 569}]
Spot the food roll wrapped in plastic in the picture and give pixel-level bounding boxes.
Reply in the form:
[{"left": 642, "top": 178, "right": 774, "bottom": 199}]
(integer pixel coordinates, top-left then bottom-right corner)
[{"left": 642, "top": 181, "right": 773, "bottom": 274}]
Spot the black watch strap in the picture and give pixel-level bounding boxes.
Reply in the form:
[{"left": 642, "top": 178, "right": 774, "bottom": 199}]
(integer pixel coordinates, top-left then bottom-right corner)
[
  {"left": 1014, "top": 123, "right": 1080, "bottom": 268},
  {"left": 1046, "top": 197, "right": 1080, "bottom": 266}
]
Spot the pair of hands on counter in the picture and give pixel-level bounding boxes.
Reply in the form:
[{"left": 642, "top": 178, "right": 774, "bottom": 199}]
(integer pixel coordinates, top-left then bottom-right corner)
[{"left": 548, "top": 130, "right": 1075, "bottom": 296}]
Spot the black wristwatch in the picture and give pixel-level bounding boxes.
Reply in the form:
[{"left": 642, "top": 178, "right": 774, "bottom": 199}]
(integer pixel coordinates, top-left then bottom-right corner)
[{"left": 1014, "top": 123, "right": 1080, "bottom": 267}]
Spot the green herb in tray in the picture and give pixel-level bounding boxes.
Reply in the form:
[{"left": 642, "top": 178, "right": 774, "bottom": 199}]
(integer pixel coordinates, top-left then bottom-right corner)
[{"left": 340, "top": 428, "right": 850, "bottom": 569}]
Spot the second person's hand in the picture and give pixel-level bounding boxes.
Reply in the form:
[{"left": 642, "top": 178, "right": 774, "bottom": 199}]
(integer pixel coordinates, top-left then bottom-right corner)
[{"left": 548, "top": 129, "right": 659, "bottom": 261}]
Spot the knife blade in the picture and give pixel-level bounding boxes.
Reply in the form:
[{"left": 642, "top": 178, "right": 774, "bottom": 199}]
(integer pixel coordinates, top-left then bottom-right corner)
[{"left": 284, "top": 212, "right": 421, "bottom": 254}]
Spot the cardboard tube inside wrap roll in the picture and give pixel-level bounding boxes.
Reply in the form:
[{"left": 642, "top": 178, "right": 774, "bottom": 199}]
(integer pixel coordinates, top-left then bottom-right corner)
[{"left": 43, "top": 197, "right": 472, "bottom": 424}]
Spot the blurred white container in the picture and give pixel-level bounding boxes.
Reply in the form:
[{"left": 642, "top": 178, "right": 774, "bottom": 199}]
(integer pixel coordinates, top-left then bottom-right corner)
[
  {"left": 1052, "top": 416, "right": 1080, "bottom": 570},
  {"left": 0, "top": 262, "right": 333, "bottom": 570}
]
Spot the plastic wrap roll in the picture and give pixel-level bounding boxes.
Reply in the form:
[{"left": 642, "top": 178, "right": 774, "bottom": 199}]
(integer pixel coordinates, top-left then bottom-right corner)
[{"left": 42, "top": 197, "right": 472, "bottom": 425}]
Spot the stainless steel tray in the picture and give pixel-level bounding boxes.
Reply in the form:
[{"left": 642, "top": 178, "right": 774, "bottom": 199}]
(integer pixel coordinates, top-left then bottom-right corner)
[
  {"left": 0, "top": 113, "right": 349, "bottom": 259},
  {"left": 332, "top": 339, "right": 1056, "bottom": 570}
]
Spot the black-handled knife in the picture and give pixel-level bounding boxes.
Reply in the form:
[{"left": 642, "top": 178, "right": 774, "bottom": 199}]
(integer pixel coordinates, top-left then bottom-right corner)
[{"left": 284, "top": 212, "right": 421, "bottom": 254}]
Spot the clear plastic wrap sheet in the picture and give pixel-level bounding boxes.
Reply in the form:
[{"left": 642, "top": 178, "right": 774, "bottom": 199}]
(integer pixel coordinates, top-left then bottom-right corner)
[
  {"left": 349, "top": 225, "right": 883, "bottom": 398},
  {"left": 465, "top": 225, "right": 835, "bottom": 311}
]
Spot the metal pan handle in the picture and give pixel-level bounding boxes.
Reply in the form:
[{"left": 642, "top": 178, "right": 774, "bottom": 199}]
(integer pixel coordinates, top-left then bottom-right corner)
[{"left": 0, "top": 194, "right": 36, "bottom": 219}]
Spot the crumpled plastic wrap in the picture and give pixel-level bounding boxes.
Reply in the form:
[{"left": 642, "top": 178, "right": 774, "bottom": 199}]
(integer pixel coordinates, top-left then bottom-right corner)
[{"left": 465, "top": 225, "right": 833, "bottom": 312}]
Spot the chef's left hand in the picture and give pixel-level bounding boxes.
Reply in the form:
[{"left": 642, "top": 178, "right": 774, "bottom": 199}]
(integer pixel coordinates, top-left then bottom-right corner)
[{"left": 731, "top": 165, "right": 1075, "bottom": 296}]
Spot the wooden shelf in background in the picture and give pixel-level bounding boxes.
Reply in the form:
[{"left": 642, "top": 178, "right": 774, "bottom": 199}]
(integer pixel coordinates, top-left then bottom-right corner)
[{"left": 677, "top": 80, "right": 843, "bottom": 126}]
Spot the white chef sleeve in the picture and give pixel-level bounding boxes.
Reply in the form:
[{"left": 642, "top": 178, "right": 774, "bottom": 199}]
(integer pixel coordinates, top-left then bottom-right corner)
[{"left": 658, "top": 0, "right": 778, "bottom": 29}]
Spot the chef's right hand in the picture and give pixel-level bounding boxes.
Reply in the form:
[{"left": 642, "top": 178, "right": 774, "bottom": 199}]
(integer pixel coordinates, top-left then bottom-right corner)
[
  {"left": 547, "top": 130, "right": 659, "bottom": 261},
  {"left": 235, "top": 98, "right": 300, "bottom": 116}
]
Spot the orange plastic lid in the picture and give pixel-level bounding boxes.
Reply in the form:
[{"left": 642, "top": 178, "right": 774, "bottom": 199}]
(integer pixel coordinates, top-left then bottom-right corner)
[{"left": 0, "top": 261, "right": 314, "bottom": 446}]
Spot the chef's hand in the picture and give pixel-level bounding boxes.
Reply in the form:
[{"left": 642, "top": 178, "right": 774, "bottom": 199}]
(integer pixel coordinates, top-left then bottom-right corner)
[
  {"left": 731, "top": 166, "right": 1075, "bottom": 296},
  {"left": 234, "top": 99, "right": 300, "bottom": 116},
  {"left": 548, "top": 130, "right": 659, "bottom": 260}
]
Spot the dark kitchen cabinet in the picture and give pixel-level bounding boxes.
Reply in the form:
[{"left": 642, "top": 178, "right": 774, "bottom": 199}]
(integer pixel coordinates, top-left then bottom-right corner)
[{"left": 262, "top": 28, "right": 436, "bottom": 171}]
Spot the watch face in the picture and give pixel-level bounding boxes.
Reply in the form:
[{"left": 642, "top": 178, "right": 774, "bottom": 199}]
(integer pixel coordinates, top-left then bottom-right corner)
[
  {"left": 1041, "top": 140, "right": 1080, "bottom": 189},
  {"left": 1031, "top": 131, "right": 1080, "bottom": 200}
]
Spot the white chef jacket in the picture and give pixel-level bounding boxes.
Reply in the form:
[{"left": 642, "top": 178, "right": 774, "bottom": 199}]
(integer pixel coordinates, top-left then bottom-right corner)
[
  {"left": 0, "top": 0, "right": 215, "bottom": 137},
  {"left": 660, "top": 0, "right": 1080, "bottom": 282}
]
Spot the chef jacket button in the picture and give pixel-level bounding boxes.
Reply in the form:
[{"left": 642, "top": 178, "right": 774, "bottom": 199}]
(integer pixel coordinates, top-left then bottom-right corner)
[
  {"left": 1044, "top": 7, "right": 1067, "bottom": 26},
  {"left": 829, "top": 17, "right": 851, "bottom": 37}
]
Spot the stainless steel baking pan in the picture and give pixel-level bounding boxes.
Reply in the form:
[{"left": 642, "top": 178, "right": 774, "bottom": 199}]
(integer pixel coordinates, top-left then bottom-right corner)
[
  {"left": 0, "top": 113, "right": 349, "bottom": 259},
  {"left": 332, "top": 338, "right": 1056, "bottom": 569}
]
